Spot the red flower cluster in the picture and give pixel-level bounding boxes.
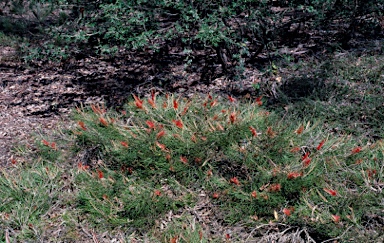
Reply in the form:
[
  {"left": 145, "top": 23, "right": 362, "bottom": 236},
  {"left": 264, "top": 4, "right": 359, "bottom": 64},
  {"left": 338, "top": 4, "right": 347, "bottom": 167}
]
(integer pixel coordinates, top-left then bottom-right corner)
[
  {"left": 287, "top": 171, "right": 302, "bottom": 179},
  {"left": 323, "top": 188, "right": 337, "bottom": 196},
  {"left": 148, "top": 90, "right": 157, "bottom": 108},
  {"left": 249, "top": 126, "right": 258, "bottom": 137},
  {"left": 133, "top": 94, "right": 144, "bottom": 109},
  {"left": 317, "top": 140, "right": 326, "bottom": 150},
  {"left": 302, "top": 152, "right": 311, "bottom": 167},
  {"left": 229, "top": 177, "right": 241, "bottom": 186},
  {"left": 269, "top": 183, "right": 281, "bottom": 192},
  {"left": 295, "top": 125, "right": 304, "bottom": 135},
  {"left": 99, "top": 117, "right": 108, "bottom": 126},
  {"left": 42, "top": 139, "right": 57, "bottom": 150},
  {"left": 351, "top": 146, "right": 362, "bottom": 154},
  {"left": 78, "top": 121, "right": 87, "bottom": 131},
  {"left": 172, "top": 120, "right": 183, "bottom": 129}
]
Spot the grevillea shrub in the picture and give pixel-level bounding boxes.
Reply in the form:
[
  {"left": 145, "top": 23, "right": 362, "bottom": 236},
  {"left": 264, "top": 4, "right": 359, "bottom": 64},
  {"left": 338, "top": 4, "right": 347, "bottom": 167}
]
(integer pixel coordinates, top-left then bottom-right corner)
[{"left": 68, "top": 93, "right": 383, "bottom": 237}]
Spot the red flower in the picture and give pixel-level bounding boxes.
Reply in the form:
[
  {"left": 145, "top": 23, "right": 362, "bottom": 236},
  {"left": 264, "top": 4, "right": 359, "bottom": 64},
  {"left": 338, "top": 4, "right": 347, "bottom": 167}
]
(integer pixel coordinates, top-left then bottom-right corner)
[
  {"left": 11, "top": 158, "right": 17, "bottom": 165},
  {"left": 127, "top": 167, "right": 133, "bottom": 174},
  {"left": 228, "top": 95, "right": 236, "bottom": 103},
  {"left": 249, "top": 126, "right": 258, "bottom": 137},
  {"left": 91, "top": 104, "right": 104, "bottom": 115},
  {"left": 50, "top": 142, "right": 57, "bottom": 150},
  {"left": 181, "top": 101, "right": 192, "bottom": 116},
  {"left": 42, "top": 139, "right": 50, "bottom": 147},
  {"left": 303, "top": 157, "right": 311, "bottom": 167},
  {"left": 283, "top": 208, "right": 292, "bottom": 216},
  {"left": 146, "top": 120, "right": 155, "bottom": 129},
  {"left": 156, "top": 130, "right": 165, "bottom": 139},
  {"left": 290, "top": 147, "right": 300, "bottom": 153},
  {"left": 97, "top": 169, "right": 104, "bottom": 179},
  {"left": 156, "top": 142, "right": 168, "bottom": 152},
  {"left": 317, "top": 140, "right": 326, "bottom": 151},
  {"left": 323, "top": 188, "right": 337, "bottom": 196},
  {"left": 295, "top": 125, "right": 304, "bottom": 135},
  {"left": 148, "top": 90, "right": 157, "bottom": 108},
  {"left": 77, "top": 162, "right": 89, "bottom": 171},
  {"left": 173, "top": 99, "right": 179, "bottom": 109},
  {"left": 42, "top": 140, "right": 57, "bottom": 150},
  {"left": 207, "top": 170, "right": 213, "bottom": 177},
  {"left": 191, "top": 134, "right": 197, "bottom": 143},
  {"left": 269, "top": 183, "right": 281, "bottom": 192},
  {"left": 229, "top": 112, "right": 237, "bottom": 124},
  {"left": 251, "top": 191, "right": 257, "bottom": 198},
  {"left": 154, "top": 189, "right": 162, "bottom": 196},
  {"left": 172, "top": 119, "right": 183, "bottom": 129},
  {"left": 266, "top": 127, "right": 276, "bottom": 138},
  {"left": 332, "top": 214, "right": 340, "bottom": 223},
  {"left": 217, "top": 123, "right": 224, "bottom": 131},
  {"left": 120, "top": 141, "right": 129, "bottom": 148},
  {"left": 302, "top": 151, "right": 310, "bottom": 160},
  {"left": 170, "top": 236, "right": 178, "bottom": 243},
  {"left": 351, "top": 146, "right": 362, "bottom": 154},
  {"left": 148, "top": 98, "right": 156, "bottom": 108},
  {"left": 212, "top": 192, "right": 219, "bottom": 199},
  {"left": 301, "top": 152, "right": 311, "bottom": 167},
  {"left": 287, "top": 171, "right": 302, "bottom": 179},
  {"left": 210, "top": 99, "right": 218, "bottom": 108},
  {"left": 366, "top": 169, "right": 377, "bottom": 179},
  {"left": 255, "top": 96, "right": 263, "bottom": 106},
  {"left": 180, "top": 156, "right": 188, "bottom": 164},
  {"left": 229, "top": 177, "right": 241, "bottom": 185},
  {"left": 77, "top": 162, "right": 83, "bottom": 170},
  {"left": 132, "top": 94, "right": 144, "bottom": 109},
  {"left": 355, "top": 158, "right": 363, "bottom": 164},
  {"left": 78, "top": 121, "right": 87, "bottom": 131},
  {"left": 151, "top": 90, "right": 156, "bottom": 101},
  {"left": 99, "top": 117, "right": 108, "bottom": 127},
  {"left": 173, "top": 134, "right": 181, "bottom": 139}
]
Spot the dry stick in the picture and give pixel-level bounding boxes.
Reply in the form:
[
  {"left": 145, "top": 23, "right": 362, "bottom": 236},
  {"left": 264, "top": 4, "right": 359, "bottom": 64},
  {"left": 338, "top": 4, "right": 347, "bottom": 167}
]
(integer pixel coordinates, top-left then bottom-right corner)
[
  {"left": 92, "top": 230, "right": 100, "bottom": 243},
  {"left": 320, "top": 226, "right": 353, "bottom": 243},
  {"left": 5, "top": 229, "right": 10, "bottom": 243},
  {"left": 245, "top": 223, "right": 288, "bottom": 242}
]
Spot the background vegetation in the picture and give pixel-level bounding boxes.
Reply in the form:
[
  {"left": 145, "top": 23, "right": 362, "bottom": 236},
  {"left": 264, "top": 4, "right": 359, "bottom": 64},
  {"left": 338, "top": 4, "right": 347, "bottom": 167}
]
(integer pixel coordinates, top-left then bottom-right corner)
[{"left": 1, "top": 0, "right": 383, "bottom": 75}]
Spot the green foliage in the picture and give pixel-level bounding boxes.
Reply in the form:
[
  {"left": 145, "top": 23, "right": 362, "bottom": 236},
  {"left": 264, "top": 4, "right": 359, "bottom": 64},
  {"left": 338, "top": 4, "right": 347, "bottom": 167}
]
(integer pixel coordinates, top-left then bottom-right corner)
[
  {"left": 2, "top": 0, "right": 381, "bottom": 80},
  {"left": 75, "top": 170, "right": 191, "bottom": 230},
  {"left": 66, "top": 94, "right": 383, "bottom": 239},
  {"left": 0, "top": 162, "right": 61, "bottom": 241},
  {"left": 1, "top": 93, "right": 384, "bottom": 241},
  {"left": 271, "top": 53, "right": 384, "bottom": 139}
]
